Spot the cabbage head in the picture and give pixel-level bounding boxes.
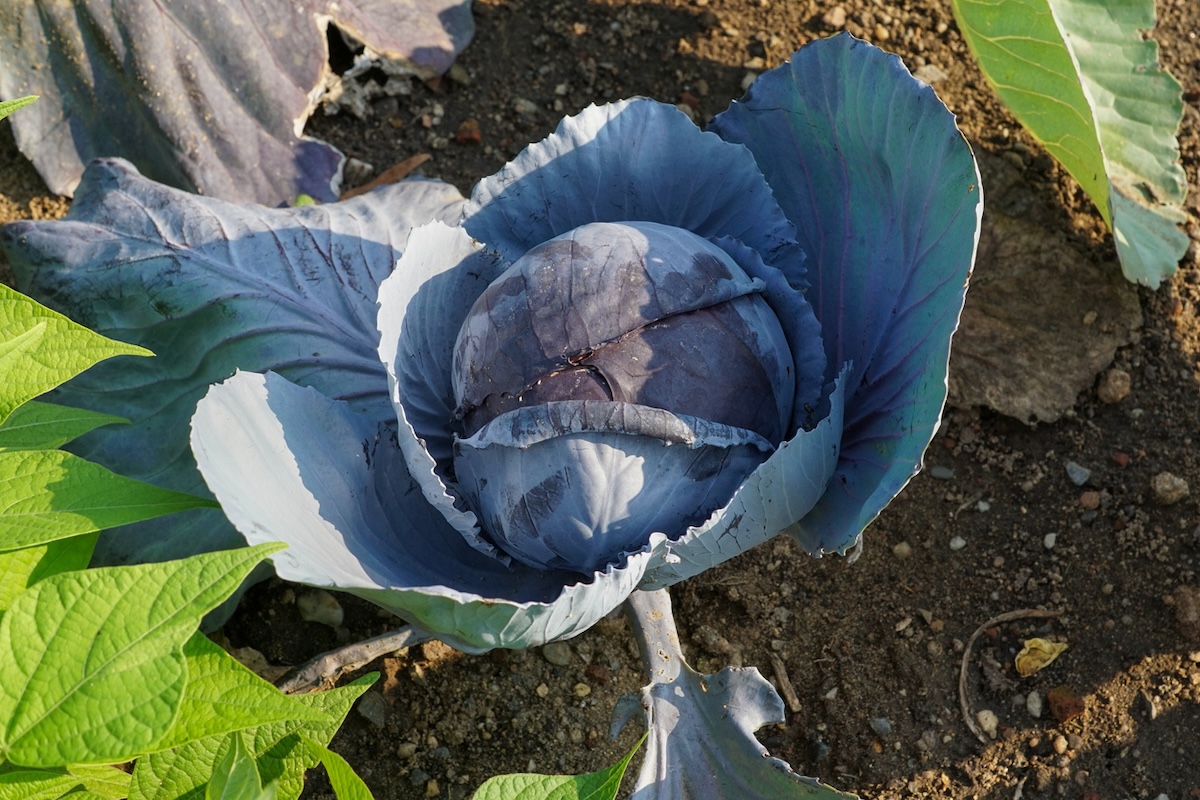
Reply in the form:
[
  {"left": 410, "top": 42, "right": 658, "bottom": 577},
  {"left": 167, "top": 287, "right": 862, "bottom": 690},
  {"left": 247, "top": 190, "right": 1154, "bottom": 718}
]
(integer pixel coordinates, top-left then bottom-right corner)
[{"left": 1, "top": 34, "right": 982, "bottom": 653}]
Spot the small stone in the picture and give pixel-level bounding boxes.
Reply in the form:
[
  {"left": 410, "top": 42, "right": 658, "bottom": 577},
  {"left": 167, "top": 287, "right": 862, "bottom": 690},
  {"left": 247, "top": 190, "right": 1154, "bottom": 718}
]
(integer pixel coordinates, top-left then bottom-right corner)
[
  {"left": 425, "top": 779, "right": 440, "bottom": 797},
  {"left": 821, "top": 5, "right": 846, "bottom": 29},
  {"left": 446, "top": 63, "right": 471, "bottom": 85},
  {"left": 913, "top": 64, "right": 948, "bottom": 84},
  {"left": 541, "top": 641, "right": 572, "bottom": 666},
  {"left": 355, "top": 691, "right": 388, "bottom": 729},
  {"left": 873, "top": 23, "right": 890, "bottom": 41},
  {"left": 1065, "top": 461, "right": 1091, "bottom": 486},
  {"left": 929, "top": 465, "right": 955, "bottom": 480},
  {"left": 1097, "top": 368, "right": 1131, "bottom": 404},
  {"left": 892, "top": 541, "right": 913, "bottom": 559},
  {"left": 976, "top": 709, "right": 998, "bottom": 739},
  {"left": 949, "top": 536, "right": 967, "bottom": 551},
  {"left": 297, "top": 589, "right": 344, "bottom": 627},
  {"left": 397, "top": 742, "right": 418, "bottom": 758},
  {"left": 536, "top": 683, "right": 550, "bottom": 698},
  {"left": 1151, "top": 472, "right": 1190, "bottom": 505},
  {"left": 1026, "top": 690, "right": 1043, "bottom": 718},
  {"left": 452, "top": 118, "right": 482, "bottom": 145},
  {"left": 513, "top": 98, "right": 539, "bottom": 115},
  {"left": 1067, "top": 734, "right": 1083, "bottom": 750},
  {"left": 1080, "top": 491, "right": 1101, "bottom": 510},
  {"left": 572, "top": 682, "right": 592, "bottom": 698},
  {"left": 1052, "top": 735, "right": 1068, "bottom": 755},
  {"left": 1043, "top": 533, "right": 1058, "bottom": 550},
  {"left": 870, "top": 717, "right": 892, "bottom": 737}
]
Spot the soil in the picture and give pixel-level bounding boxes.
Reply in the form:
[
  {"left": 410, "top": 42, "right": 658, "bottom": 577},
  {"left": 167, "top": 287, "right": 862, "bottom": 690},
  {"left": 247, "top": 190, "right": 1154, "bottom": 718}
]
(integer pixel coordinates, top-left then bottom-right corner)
[{"left": 3, "top": 0, "right": 1200, "bottom": 798}]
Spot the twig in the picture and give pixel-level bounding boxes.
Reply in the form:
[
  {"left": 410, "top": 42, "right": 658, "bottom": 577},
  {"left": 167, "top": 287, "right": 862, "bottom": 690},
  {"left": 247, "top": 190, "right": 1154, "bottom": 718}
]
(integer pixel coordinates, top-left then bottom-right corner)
[
  {"left": 769, "top": 653, "right": 802, "bottom": 713},
  {"left": 958, "top": 608, "right": 1062, "bottom": 743},
  {"left": 277, "top": 624, "right": 431, "bottom": 694},
  {"left": 340, "top": 153, "right": 432, "bottom": 199},
  {"left": 1012, "top": 774, "right": 1027, "bottom": 800}
]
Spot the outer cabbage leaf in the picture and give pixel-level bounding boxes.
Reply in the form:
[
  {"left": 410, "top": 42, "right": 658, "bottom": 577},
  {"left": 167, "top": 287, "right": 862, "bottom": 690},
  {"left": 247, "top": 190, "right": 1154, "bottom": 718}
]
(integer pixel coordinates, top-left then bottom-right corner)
[
  {"left": 615, "top": 590, "right": 856, "bottom": 800},
  {"left": 0, "top": 158, "right": 464, "bottom": 567},
  {"left": 190, "top": 371, "right": 655, "bottom": 653},
  {"left": 711, "top": 33, "right": 983, "bottom": 555},
  {"left": 0, "top": 0, "right": 473, "bottom": 204},
  {"left": 951, "top": 0, "right": 1187, "bottom": 287}
]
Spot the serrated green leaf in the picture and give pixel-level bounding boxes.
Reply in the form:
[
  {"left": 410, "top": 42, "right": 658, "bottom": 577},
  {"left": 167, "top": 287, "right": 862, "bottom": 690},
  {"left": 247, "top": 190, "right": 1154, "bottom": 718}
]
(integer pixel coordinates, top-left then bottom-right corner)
[
  {"left": 129, "top": 674, "right": 376, "bottom": 800},
  {"left": 471, "top": 734, "right": 644, "bottom": 800},
  {"left": 0, "top": 284, "right": 150, "bottom": 427},
  {"left": 0, "top": 449, "right": 218, "bottom": 553},
  {"left": 951, "top": 0, "right": 1187, "bottom": 287},
  {"left": 206, "top": 732, "right": 275, "bottom": 800},
  {"left": 0, "top": 762, "right": 129, "bottom": 800},
  {"left": 0, "top": 402, "right": 127, "bottom": 452},
  {"left": 0, "top": 534, "right": 96, "bottom": 613},
  {"left": 0, "top": 96, "right": 37, "bottom": 121},
  {"left": 153, "top": 634, "right": 328, "bottom": 752},
  {"left": 0, "top": 543, "right": 284, "bottom": 766},
  {"left": 300, "top": 737, "right": 373, "bottom": 800}
]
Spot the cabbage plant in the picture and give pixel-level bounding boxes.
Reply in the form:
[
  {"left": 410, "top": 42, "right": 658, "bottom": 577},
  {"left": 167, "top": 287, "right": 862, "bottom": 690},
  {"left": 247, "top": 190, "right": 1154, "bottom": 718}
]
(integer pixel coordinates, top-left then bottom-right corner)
[{"left": 3, "top": 34, "right": 982, "bottom": 798}]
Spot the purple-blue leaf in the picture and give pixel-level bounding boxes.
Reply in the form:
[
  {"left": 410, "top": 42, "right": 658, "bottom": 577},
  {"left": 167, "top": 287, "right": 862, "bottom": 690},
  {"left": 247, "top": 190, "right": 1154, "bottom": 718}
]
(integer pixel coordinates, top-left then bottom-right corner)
[{"left": 0, "top": 0, "right": 473, "bottom": 204}]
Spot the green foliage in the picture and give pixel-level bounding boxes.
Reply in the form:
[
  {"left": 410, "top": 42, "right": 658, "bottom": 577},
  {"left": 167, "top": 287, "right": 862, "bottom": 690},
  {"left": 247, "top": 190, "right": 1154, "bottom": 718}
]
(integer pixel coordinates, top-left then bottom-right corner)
[
  {"left": 471, "top": 735, "right": 645, "bottom": 800},
  {"left": 0, "top": 284, "right": 375, "bottom": 798},
  {"left": 0, "top": 96, "right": 37, "bottom": 122},
  {"left": 951, "top": 0, "right": 1188, "bottom": 288}
]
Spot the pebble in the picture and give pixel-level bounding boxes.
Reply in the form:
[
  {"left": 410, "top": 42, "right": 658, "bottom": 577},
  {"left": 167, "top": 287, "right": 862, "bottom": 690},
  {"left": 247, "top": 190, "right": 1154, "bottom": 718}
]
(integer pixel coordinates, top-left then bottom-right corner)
[
  {"left": 929, "top": 465, "right": 955, "bottom": 480},
  {"left": 297, "top": 589, "right": 344, "bottom": 627},
  {"left": 356, "top": 691, "right": 388, "bottom": 729},
  {"left": 892, "top": 541, "right": 913, "bottom": 559},
  {"left": 1151, "top": 471, "right": 1190, "bottom": 505},
  {"left": 397, "top": 742, "right": 418, "bottom": 758},
  {"left": 976, "top": 709, "right": 998, "bottom": 739},
  {"left": 1080, "top": 490, "right": 1101, "bottom": 510},
  {"left": 821, "top": 5, "right": 847, "bottom": 29},
  {"left": 949, "top": 536, "right": 967, "bottom": 551},
  {"left": 1065, "top": 461, "right": 1091, "bottom": 486},
  {"left": 913, "top": 64, "right": 948, "bottom": 84},
  {"left": 1043, "top": 532, "right": 1058, "bottom": 550},
  {"left": 873, "top": 23, "right": 890, "bottom": 40},
  {"left": 1026, "top": 690, "right": 1043, "bottom": 718},
  {"left": 512, "top": 98, "right": 540, "bottom": 115},
  {"left": 1053, "top": 735, "right": 1068, "bottom": 755},
  {"left": 541, "top": 641, "right": 572, "bottom": 666},
  {"left": 425, "top": 779, "right": 440, "bottom": 797},
  {"left": 870, "top": 717, "right": 893, "bottom": 737},
  {"left": 572, "top": 682, "right": 592, "bottom": 698},
  {"left": 1097, "top": 368, "right": 1132, "bottom": 404}
]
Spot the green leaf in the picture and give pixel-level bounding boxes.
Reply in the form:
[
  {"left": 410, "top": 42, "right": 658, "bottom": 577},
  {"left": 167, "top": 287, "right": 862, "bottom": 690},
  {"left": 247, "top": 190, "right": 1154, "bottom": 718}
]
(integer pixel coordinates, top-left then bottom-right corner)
[
  {"left": 0, "top": 449, "right": 218, "bottom": 553},
  {"left": 951, "top": 0, "right": 1188, "bottom": 287},
  {"left": 471, "top": 734, "right": 645, "bottom": 800},
  {"left": 206, "top": 732, "right": 276, "bottom": 800},
  {"left": 0, "top": 534, "right": 96, "bottom": 613},
  {"left": 0, "top": 402, "right": 127, "bottom": 452},
  {"left": 0, "top": 96, "right": 37, "bottom": 122},
  {"left": 153, "top": 634, "right": 328, "bottom": 752},
  {"left": 300, "top": 737, "right": 373, "bottom": 800},
  {"left": 0, "top": 762, "right": 130, "bottom": 800},
  {"left": 129, "top": 674, "right": 376, "bottom": 800},
  {"left": 0, "top": 284, "right": 151, "bottom": 427},
  {"left": 0, "top": 543, "right": 284, "bottom": 766}
]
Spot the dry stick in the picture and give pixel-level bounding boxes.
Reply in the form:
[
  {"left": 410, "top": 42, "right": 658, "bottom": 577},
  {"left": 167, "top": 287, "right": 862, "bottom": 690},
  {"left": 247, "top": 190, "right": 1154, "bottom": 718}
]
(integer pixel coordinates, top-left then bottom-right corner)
[
  {"left": 769, "top": 653, "right": 803, "bottom": 713},
  {"left": 340, "top": 153, "right": 431, "bottom": 199},
  {"left": 277, "top": 625, "right": 432, "bottom": 694},
  {"left": 958, "top": 608, "right": 1063, "bottom": 744}
]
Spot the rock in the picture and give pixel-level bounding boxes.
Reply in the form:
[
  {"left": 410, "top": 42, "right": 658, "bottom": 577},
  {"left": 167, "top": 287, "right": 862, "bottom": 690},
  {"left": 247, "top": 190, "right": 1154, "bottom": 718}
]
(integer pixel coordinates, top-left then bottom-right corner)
[
  {"left": 541, "top": 641, "right": 572, "bottom": 666},
  {"left": 513, "top": 98, "right": 539, "bottom": 115},
  {"left": 1053, "top": 734, "right": 1068, "bottom": 755},
  {"left": 1043, "top": 533, "right": 1058, "bottom": 550},
  {"left": 947, "top": 164, "right": 1142, "bottom": 423},
  {"left": 929, "top": 465, "right": 955, "bottom": 480},
  {"left": 297, "top": 589, "right": 344, "bottom": 627},
  {"left": 870, "top": 717, "right": 893, "bottom": 737},
  {"left": 1080, "top": 490, "right": 1101, "bottom": 510},
  {"left": 821, "top": 5, "right": 847, "bottom": 29},
  {"left": 1097, "top": 368, "right": 1132, "bottom": 404},
  {"left": 1174, "top": 585, "right": 1200, "bottom": 641},
  {"left": 892, "top": 541, "right": 913, "bottom": 559},
  {"left": 1026, "top": 690, "right": 1043, "bottom": 718},
  {"left": 976, "top": 709, "right": 998, "bottom": 739},
  {"left": 913, "top": 64, "right": 948, "bottom": 84},
  {"left": 1065, "top": 461, "right": 1091, "bottom": 486},
  {"left": 1151, "top": 472, "right": 1189, "bottom": 505},
  {"left": 949, "top": 536, "right": 967, "bottom": 551},
  {"left": 356, "top": 691, "right": 388, "bottom": 729}
]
